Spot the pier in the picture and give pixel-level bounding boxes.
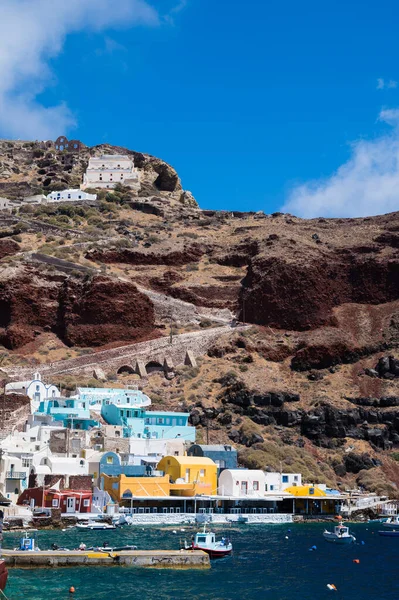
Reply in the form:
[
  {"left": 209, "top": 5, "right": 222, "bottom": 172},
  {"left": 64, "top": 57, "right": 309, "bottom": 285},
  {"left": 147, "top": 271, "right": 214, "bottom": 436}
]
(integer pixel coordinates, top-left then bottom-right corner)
[{"left": 1, "top": 549, "right": 210, "bottom": 569}]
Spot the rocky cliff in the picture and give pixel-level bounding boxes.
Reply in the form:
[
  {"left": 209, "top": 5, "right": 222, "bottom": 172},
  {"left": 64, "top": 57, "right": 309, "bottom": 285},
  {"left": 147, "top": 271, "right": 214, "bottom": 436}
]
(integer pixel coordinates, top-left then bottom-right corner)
[{"left": 1, "top": 138, "right": 399, "bottom": 494}]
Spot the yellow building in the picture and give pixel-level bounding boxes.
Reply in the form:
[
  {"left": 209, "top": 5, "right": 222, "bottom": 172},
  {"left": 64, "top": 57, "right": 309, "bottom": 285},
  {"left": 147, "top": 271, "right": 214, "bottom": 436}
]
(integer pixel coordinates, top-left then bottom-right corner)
[
  {"left": 157, "top": 456, "right": 218, "bottom": 497},
  {"left": 285, "top": 485, "right": 327, "bottom": 497},
  {"left": 102, "top": 473, "right": 170, "bottom": 502}
]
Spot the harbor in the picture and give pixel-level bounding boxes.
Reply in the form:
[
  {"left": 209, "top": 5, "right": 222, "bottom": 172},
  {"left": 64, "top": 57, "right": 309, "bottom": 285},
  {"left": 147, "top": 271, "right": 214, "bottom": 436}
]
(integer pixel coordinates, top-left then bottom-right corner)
[{"left": 1, "top": 548, "right": 210, "bottom": 569}]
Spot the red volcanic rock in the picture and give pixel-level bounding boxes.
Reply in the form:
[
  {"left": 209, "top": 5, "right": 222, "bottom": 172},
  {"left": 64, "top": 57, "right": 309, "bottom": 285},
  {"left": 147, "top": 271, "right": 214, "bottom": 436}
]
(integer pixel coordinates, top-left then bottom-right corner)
[
  {"left": 0, "top": 239, "right": 20, "bottom": 260},
  {"left": 242, "top": 254, "right": 399, "bottom": 331},
  {"left": 86, "top": 244, "right": 204, "bottom": 267},
  {"left": 59, "top": 275, "right": 156, "bottom": 347},
  {"left": 0, "top": 270, "right": 60, "bottom": 349}
]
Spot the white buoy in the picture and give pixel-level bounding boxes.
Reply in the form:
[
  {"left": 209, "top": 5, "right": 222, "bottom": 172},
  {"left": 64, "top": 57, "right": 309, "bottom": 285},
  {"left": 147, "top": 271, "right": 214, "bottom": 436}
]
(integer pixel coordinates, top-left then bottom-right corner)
[
  {"left": 327, "top": 584, "right": 337, "bottom": 591},
  {"left": 172, "top": 530, "right": 177, "bottom": 534},
  {"left": 285, "top": 536, "right": 289, "bottom": 539}
]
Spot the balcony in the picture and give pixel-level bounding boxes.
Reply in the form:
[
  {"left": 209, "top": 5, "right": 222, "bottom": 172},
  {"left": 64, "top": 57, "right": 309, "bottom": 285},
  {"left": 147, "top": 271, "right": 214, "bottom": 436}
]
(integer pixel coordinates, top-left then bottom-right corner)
[{"left": 6, "top": 471, "right": 26, "bottom": 479}]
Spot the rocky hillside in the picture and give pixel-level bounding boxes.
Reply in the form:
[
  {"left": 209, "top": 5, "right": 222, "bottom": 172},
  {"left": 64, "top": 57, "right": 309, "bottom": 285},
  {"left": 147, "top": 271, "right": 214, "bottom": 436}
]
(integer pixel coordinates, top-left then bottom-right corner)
[{"left": 1, "top": 138, "right": 399, "bottom": 495}]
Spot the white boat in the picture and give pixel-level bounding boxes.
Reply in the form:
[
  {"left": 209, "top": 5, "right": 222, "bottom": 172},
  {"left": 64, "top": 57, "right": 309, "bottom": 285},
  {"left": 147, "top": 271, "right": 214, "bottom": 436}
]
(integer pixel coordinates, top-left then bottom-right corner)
[
  {"left": 75, "top": 521, "right": 116, "bottom": 530},
  {"left": 183, "top": 525, "right": 232, "bottom": 558},
  {"left": 383, "top": 516, "right": 399, "bottom": 529},
  {"left": 323, "top": 524, "right": 356, "bottom": 544}
]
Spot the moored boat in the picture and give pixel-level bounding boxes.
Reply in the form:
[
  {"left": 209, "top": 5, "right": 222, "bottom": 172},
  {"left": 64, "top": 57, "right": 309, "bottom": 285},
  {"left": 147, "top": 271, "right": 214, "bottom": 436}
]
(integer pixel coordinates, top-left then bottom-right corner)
[
  {"left": 184, "top": 525, "right": 232, "bottom": 558},
  {"left": 76, "top": 521, "right": 116, "bottom": 530},
  {"left": 323, "top": 524, "right": 356, "bottom": 544},
  {"left": 379, "top": 530, "right": 399, "bottom": 537},
  {"left": 382, "top": 517, "right": 399, "bottom": 529},
  {"left": 0, "top": 560, "right": 8, "bottom": 592}
]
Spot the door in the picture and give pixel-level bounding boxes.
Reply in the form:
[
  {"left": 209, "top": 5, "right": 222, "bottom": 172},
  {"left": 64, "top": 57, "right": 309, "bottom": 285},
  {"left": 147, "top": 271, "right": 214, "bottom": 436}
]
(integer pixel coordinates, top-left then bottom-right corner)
[
  {"left": 240, "top": 481, "right": 248, "bottom": 495},
  {"left": 66, "top": 497, "right": 76, "bottom": 513}
]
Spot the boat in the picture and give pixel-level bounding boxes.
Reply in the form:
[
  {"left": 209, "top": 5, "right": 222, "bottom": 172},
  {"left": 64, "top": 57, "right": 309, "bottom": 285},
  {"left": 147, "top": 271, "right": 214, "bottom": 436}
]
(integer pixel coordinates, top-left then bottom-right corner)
[
  {"left": 0, "top": 560, "right": 8, "bottom": 592},
  {"left": 183, "top": 525, "right": 232, "bottom": 558},
  {"left": 382, "top": 516, "right": 399, "bottom": 529},
  {"left": 76, "top": 521, "right": 116, "bottom": 530},
  {"left": 14, "top": 532, "right": 40, "bottom": 551},
  {"left": 323, "top": 524, "right": 356, "bottom": 544},
  {"left": 379, "top": 530, "right": 399, "bottom": 537}
]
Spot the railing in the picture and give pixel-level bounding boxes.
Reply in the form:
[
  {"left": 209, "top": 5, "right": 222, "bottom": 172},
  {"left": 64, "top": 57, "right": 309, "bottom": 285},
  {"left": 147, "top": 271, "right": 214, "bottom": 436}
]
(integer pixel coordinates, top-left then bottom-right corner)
[{"left": 6, "top": 471, "right": 26, "bottom": 479}]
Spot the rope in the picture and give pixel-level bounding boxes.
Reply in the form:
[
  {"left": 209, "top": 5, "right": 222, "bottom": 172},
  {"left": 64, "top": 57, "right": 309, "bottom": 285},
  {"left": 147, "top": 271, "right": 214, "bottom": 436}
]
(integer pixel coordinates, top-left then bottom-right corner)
[{"left": 0, "top": 586, "right": 11, "bottom": 600}]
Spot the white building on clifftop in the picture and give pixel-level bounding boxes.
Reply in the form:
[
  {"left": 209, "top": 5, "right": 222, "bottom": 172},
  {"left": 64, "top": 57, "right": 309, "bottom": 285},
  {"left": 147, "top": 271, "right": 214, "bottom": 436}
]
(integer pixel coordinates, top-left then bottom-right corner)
[{"left": 81, "top": 154, "right": 139, "bottom": 190}]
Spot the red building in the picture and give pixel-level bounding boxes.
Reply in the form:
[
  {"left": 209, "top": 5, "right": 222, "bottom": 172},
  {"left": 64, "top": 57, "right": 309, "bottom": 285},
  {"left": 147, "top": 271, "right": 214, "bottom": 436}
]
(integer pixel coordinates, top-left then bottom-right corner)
[{"left": 18, "top": 487, "right": 92, "bottom": 513}]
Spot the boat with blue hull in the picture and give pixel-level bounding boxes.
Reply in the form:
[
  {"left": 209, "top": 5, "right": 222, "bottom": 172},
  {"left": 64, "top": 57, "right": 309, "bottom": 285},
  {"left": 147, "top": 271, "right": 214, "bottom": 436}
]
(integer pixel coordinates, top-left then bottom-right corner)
[
  {"left": 379, "top": 530, "right": 399, "bottom": 537},
  {"left": 323, "top": 524, "right": 356, "bottom": 544}
]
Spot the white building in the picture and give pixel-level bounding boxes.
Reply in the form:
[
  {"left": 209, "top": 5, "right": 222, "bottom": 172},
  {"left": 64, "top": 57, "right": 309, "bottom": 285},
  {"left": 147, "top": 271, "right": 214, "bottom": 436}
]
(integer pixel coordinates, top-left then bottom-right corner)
[
  {"left": 218, "top": 469, "right": 266, "bottom": 497},
  {"left": 6, "top": 372, "right": 60, "bottom": 413},
  {"left": 0, "top": 197, "right": 11, "bottom": 211},
  {"left": 264, "top": 472, "right": 302, "bottom": 493},
  {"left": 47, "top": 189, "right": 97, "bottom": 202},
  {"left": 81, "top": 154, "right": 139, "bottom": 190}
]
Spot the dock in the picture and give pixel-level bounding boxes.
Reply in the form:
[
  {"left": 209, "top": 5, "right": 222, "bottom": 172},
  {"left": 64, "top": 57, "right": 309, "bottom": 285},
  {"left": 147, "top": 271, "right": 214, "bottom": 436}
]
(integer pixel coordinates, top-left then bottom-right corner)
[{"left": 1, "top": 549, "right": 210, "bottom": 569}]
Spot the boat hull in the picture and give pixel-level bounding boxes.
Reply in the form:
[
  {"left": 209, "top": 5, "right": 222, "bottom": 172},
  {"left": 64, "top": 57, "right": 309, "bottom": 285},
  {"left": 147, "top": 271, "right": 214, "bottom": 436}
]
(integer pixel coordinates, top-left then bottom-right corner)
[
  {"left": 0, "top": 560, "right": 8, "bottom": 591},
  {"left": 323, "top": 532, "right": 355, "bottom": 544},
  {"left": 192, "top": 545, "right": 232, "bottom": 559},
  {"left": 379, "top": 530, "right": 399, "bottom": 537},
  {"left": 382, "top": 523, "right": 399, "bottom": 529}
]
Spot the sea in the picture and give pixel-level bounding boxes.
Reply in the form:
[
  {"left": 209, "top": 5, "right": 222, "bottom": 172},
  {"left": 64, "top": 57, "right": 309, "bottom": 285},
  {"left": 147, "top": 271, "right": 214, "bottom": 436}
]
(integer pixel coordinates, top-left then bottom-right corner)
[{"left": 2, "top": 522, "right": 398, "bottom": 600}]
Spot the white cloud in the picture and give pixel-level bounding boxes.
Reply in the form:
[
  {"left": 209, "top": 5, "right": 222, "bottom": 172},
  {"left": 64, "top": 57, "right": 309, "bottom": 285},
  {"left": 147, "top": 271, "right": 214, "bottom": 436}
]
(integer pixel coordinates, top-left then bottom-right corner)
[
  {"left": 0, "top": 0, "right": 158, "bottom": 139},
  {"left": 281, "top": 109, "right": 399, "bottom": 218},
  {"left": 376, "top": 78, "right": 397, "bottom": 90}
]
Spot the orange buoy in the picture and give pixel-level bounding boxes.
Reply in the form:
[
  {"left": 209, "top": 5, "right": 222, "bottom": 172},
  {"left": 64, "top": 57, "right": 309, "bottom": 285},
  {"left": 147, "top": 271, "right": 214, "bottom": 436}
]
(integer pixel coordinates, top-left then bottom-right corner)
[
  {"left": 69, "top": 587, "right": 76, "bottom": 594},
  {"left": 353, "top": 559, "right": 360, "bottom": 564}
]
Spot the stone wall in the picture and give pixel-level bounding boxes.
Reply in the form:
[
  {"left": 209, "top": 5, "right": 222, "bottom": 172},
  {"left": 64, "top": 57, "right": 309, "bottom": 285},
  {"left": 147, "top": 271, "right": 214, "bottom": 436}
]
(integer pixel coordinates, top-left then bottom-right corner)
[
  {"left": 69, "top": 475, "right": 93, "bottom": 490},
  {"left": 121, "top": 512, "right": 293, "bottom": 525},
  {"left": 5, "top": 325, "right": 245, "bottom": 380}
]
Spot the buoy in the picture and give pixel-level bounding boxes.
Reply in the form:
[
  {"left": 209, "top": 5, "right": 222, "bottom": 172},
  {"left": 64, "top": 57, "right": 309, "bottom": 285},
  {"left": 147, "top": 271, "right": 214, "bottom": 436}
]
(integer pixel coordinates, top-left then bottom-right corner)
[
  {"left": 69, "top": 587, "right": 75, "bottom": 594},
  {"left": 361, "top": 541, "right": 365, "bottom": 545},
  {"left": 353, "top": 559, "right": 360, "bottom": 564},
  {"left": 287, "top": 528, "right": 291, "bottom": 533},
  {"left": 327, "top": 584, "right": 337, "bottom": 591},
  {"left": 172, "top": 530, "right": 177, "bottom": 534},
  {"left": 285, "top": 536, "right": 289, "bottom": 539},
  {"left": 309, "top": 545, "right": 317, "bottom": 551}
]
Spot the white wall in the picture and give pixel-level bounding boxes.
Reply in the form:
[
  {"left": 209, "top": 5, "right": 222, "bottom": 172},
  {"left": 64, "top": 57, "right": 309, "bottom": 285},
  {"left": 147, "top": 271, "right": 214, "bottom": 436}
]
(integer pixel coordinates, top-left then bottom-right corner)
[
  {"left": 218, "top": 470, "right": 266, "bottom": 497},
  {"left": 47, "top": 189, "right": 97, "bottom": 202},
  {"left": 265, "top": 472, "right": 302, "bottom": 492},
  {"left": 81, "top": 155, "right": 139, "bottom": 189}
]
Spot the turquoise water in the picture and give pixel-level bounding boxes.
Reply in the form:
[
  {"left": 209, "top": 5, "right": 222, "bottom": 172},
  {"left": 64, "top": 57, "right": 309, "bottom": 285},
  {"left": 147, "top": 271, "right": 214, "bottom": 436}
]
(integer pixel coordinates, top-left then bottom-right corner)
[{"left": 3, "top": 523, "right": 398, "bottom": 600}]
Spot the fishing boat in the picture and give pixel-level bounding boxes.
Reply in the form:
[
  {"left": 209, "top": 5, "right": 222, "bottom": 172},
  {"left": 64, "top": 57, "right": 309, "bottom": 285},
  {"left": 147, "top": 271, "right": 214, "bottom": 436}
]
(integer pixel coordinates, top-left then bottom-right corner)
[
  {"left": 382, "top": 516, "right": 399, "bottom": 529},
  {"left": 0, "top": 560, "right": 8, "bottom": 591},
  {"left": 323, "top": 524, "right": 356, "bottom": 544},
  {"left": 379, "top": 530, "right": 399, "bottom": 537},
  {"left": 183, "top": 525, "right": 232, "bottom": 558},
  {"left": 76, "top": 520, "right": 116, "bottom": 530}
]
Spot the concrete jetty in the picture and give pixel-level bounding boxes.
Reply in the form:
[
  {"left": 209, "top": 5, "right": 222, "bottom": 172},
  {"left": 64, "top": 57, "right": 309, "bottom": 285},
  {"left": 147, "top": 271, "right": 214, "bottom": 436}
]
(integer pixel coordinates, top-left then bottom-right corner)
[{"left": 1, "top": 549, "right": 210, "bottom": 569}]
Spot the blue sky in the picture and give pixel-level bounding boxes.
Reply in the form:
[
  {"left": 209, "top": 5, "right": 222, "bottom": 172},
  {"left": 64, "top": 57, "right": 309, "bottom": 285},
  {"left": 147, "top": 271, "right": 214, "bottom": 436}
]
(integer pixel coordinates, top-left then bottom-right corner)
[{"left": 1, "top": 0, "right": 399, "bottom": 217}]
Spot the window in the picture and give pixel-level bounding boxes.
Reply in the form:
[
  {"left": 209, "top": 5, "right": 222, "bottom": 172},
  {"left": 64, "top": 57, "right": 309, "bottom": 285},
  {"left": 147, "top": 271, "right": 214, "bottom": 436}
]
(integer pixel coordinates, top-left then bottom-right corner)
[
  {"left": 22, "top": 458, "right": 32, "bottom": 469},
  {"left": 115, "top": 431, "right": 120, "bottom": 438},
  {"left": 158, "top": 418, "right": 163, "bottom": 424},
  {"left": 78, "top": 195, "right": 81, "bottom": 199},
  {"left": 253, "top": 481, "right": 259, "bottom": 491},
  {"left": 282, "top": 475, "right": 288, "bottom": 483},
  {"left": 36, "top": 385, "right": 40, "bottom": 391},
  {"left": 294, "top": 475, "right": 299, "bottom": 482},
  {"left": 270, "top": 485, "right": 274, "bottom": 491},
  {"left": 68, "top": 194, "right": 71, "bottom": 199},
  {"left": 106, "top": 456, "right": 113, "bottom": 464},
  {"left": 83, "top": 499, "right": 90, "bottom": 507},
  {"left": 52, "top": 499, "right": 59, "bottom": 507},
  {"left": 200, "top": 469, "right": 205, "bottom": 478}
]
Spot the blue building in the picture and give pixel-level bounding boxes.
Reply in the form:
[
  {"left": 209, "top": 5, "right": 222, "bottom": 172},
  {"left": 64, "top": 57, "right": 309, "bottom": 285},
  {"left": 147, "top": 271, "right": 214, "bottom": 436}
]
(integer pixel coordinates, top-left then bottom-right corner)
[
  {"left": 99, "top": 452, "right": 147, "bottom": 479},
  {"left": 101, "top": 402, "right": 195, "bottom": 441},
  {"left": 35, "top": 397, "right": 99, "bottom": 430},
  {"left": 187, "top": 444, "right": 237, "bottom": 472},
  {"left": 76, "top": 387, "right": 151, "bottom": 413}
]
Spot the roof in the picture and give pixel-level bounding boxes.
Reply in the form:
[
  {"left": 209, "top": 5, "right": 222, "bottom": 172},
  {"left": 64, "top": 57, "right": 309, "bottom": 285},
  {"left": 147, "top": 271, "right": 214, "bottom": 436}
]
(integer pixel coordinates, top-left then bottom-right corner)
[
  {"left": 219, "top": 469, "right": 265, "bottom": 477},
  {"left": 193, "top": 444, "right": 235, "bottom": 452},
  {"left": 285, "top": 485, "right": 327, "bottom": 497},
  {"left": 158, "top": 456, "right": 217, "bottom": 467}
]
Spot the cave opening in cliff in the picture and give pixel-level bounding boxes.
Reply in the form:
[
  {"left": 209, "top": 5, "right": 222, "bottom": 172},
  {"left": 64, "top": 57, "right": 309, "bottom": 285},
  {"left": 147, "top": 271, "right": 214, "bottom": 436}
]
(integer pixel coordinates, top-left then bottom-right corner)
[
  {"left": 117, "top": 365, "right": 135, "bottom": 375},
  {"left": 145, "top": 361, "right": 164, "bottom": 375}
]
